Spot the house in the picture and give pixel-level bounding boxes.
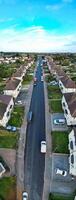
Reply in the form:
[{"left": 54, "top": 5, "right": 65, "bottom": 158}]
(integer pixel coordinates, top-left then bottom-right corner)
[
  {"left": 0, "top": 94, "right": 14, "bottom": 127},
  {"left": 59, "top": 75, "right": 76, "bottom": 94},
  {"left": 0, "top": 163, "right": 6, "bottom": 177},
  {"left": 4, "top": 78, "right": 22, "bottom": 99},
  {"left": 62, "top": 93, "right": 76, "bottom": 125},
  {"left": 12, "top": 65, "right": 26, "bottom": 81},
  {"left": 69, "top": 128, "right": 76, "bottom": 176}
]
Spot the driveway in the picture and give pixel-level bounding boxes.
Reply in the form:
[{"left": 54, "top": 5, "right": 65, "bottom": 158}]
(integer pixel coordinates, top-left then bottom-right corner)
[
  {"left": 15, "top": 90, "right": 28, "bottom": 105},
  {"left": 51, "top": 113, "right": 68, "bottom": 131},
  {"left": 50, "top": 154, "right": 76, "bottom": 194}
]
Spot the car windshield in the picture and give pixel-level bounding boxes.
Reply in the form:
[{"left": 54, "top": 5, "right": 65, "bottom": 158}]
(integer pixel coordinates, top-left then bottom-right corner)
[{"left": 62, "top": 171, "right": 65, "bottom": 175}]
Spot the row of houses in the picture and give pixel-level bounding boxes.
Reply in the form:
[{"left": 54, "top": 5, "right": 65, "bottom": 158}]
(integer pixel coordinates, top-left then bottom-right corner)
[
  {"left": 0, "top": 55, "right": 32, "bottom": 64},
  {"left": 47, "top": 59, "right": 76, "bottom": 176},
  {"left": 0, "top": 60, "right": 34, "bottom": 127}
]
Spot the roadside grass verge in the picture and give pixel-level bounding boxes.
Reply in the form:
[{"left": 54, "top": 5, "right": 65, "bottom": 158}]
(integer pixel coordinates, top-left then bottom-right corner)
[
  {"left": 0, "top": 130, "right": 18, "bottom": 149},
  {"left": 49, "top": 99, "right": 63, "bottom": 113},
  {"left": 49, "top": 193, "right": 74, "bottom": 200},
  {"left": 0, "top": 176, "right": 16, "bottom": 200},
  {"left": 52, "top": 131, "right": 69, "bottom": 153},
  {"left": 9, "top": 106, "right": 24, "bottom": 127}
]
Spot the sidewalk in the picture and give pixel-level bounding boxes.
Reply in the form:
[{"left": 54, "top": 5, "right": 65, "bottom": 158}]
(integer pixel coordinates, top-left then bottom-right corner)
[
  {"left": 16, "top": 82, "right": 33, "bottom": 200},
  {"left": 42, "top": 80, "right": 52, "bottom": 200}
]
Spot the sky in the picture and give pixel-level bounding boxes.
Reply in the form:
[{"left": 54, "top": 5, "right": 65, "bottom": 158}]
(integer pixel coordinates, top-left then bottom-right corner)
[{"left": 0, "top": 0, "right": 76, "bottom": 52}]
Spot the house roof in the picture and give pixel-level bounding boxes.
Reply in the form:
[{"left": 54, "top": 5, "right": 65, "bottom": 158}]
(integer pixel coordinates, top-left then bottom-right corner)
[
  {"left": 12, "top": 65, "right": 26, "bottom": 78},
  {"left": 0, "top": 94, "right": 12, "bottom": 119},
  {"left": 5, "top": 78, "right": 21, "bottom": 90},
  {"left": 64, "top": 93, "right": 76, "bottom": 117},
  {"left": 60, "top": 75, "right": 76, "bottom": 88}
]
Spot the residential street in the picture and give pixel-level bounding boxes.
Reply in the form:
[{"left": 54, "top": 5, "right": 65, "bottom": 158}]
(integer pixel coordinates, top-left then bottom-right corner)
[{"left": 24, "top": 58, "right": 46, "bottom": 200}]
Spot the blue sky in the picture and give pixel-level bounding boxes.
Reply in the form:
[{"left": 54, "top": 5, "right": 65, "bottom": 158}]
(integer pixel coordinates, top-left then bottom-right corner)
[{"left": 0, "top": 0, "right": 76, "bottom": 52}]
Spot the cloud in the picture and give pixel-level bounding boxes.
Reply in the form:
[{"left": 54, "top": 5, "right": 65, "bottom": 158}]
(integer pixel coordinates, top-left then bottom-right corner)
[
  {"left": 46, "top": 4, "right": 62, "bottom": 11},
  {"left": 62, "top": 0, "right": 73, "bottom": 3},
  {"left": 0, "top": 18, "right": 14, "bottom": 23},
  {"left": 0, "top": 26, "right": 76, "bottom": 52}
]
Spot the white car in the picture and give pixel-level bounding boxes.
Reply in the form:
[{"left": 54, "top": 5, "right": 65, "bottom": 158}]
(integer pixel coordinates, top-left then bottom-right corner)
[
  {"left": 22, "top": 192, "right": 28, "bottom": 200},
  {"left": 56, "top": 168, "right": 67, "bottom": 176},
  {"left": 53, "top": 119, "right": 65, "bottom": 125},
  {"left": 41, "top": 141, "right": 46, "bottom": 153},
  {"left": 41, "top": 76, "right": 44, "bottom": 82}
]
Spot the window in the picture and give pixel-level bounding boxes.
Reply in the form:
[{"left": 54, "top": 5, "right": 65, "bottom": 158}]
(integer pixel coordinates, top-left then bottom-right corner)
[
  {"left": 63, "top": 102, "right": 65, "bottom": 107},
  {"left": 65, "top": 109, "right": 68, "bottom": 114},
  {"left": 7, "top": 111, "right": 9, "bottom": 117},
  {"left": 70, "top": 141, "right": 73, "bottom": 150},
  {"left": 10, "top": 105, "right": 12, "bottom": 109},
  {"left": 71, "top": 154, "right": 74, "bottom": 164}
]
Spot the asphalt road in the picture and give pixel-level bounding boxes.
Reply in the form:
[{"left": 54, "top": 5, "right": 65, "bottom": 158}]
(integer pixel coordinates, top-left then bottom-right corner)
[{"left": 24, "top": 58, "right": 46, "bottom": 200}]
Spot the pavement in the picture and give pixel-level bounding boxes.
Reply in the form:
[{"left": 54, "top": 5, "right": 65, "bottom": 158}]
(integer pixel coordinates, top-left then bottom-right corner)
[
  {"left": 42, "top": 79, "right": 52, "bottom": 200},
  {"left": 16, "top": 82, "right": 33, "bottom": 200}
]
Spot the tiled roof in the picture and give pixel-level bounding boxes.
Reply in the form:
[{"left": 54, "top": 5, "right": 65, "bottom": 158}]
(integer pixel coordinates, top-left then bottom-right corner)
[
  {"left": 60, "top": 76, "right": 76, "bottom": 88},
  {"left": 64, "top": 93, "right": 76, "bottom": 117},
  {"left": 5, "top": 78, "right": 21, "bottom": 90},
  {"left": 0, "top": 94, "right": 12, "bottom": 119}
]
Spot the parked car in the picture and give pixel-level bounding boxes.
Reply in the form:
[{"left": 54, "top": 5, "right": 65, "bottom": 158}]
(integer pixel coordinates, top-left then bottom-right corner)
[
  {"left": 15, "top": 100, "right": 22, "bottom": 105},
  {"left": 48, "top": 81, "right": 58, "bottom": 86},
  {"left": 53, "top": 119, "right": 65, "bottom": 125},
  {"left": 56, "top": 168, "right": 67, "bottom": 176},
  {"left": 27, "top": 111, "right": 33, "bottom": 122},
  {"left": 6, "top": 125, "right": 17, "bottom": 132},
  {"left": 22, "top": 192, "right": 28, "bottom": 200},
  {"left": 41, "top": 141, "right": 46, "bottom": 153}
]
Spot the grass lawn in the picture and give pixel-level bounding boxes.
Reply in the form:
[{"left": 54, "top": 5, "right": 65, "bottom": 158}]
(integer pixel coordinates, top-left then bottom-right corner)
[
  {"left": 45, "top": 74, "right": 55, "bottom": 82},
  {"left": 0, "top": 83, "right": 6, "bottom": 92},
  {"left": 9, "top": 106, "right": 24, "bottom": 127},
  {"left": 22, "top": 74, "right": 33, "bottom": 85},
  {"left": 49, "top": 99, "right": 63, "bottom": 113},
  {"left": 47, "top": 85, "right": 62, "bottom": 99},
  {"left": 49, "top": 193, "right": 74, "bottom": 200},
  {"left": 0, "top": 130, "right": 18, "bottom": 149},
  {"left": 52, "top": 131, "right": 69, "bottom": 153},
  {"left": 0, "top": 177, "right": 16, "bottom": 200}
]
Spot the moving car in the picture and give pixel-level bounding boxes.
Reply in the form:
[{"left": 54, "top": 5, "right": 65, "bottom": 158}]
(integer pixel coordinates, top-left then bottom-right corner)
[
  {"left": 56, "top": 168, "right": 67, "bottom": 176},
  {"left": 41, "top": 141, "right": 46, "bottom": 153},
  {"left": 53, "top": 119, "right": 65, "bottom": 125},
  {"left": 6, "top": 125, "right": 17, "bottom": 132},
  {"left": 22, "top": 192, "right": 28, "bottom": 200},
  {"left": 27, "top": 111, "right": 33, "bottom": 122}
]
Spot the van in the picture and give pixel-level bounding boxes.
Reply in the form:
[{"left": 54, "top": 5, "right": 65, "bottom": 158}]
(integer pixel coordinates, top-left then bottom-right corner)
[{"left": 27, "top": 111, "right": 33, "bottom": 122}]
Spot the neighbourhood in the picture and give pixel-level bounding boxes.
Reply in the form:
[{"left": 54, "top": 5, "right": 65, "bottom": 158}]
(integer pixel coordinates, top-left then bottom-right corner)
[{"left": 0, "top": 53, "right": 76, "bottom": 200}]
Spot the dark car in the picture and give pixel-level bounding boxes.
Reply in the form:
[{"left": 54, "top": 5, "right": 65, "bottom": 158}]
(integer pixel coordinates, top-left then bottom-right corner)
[{"left": 27, "top": 111, "right": 33, "bottom": 122}]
